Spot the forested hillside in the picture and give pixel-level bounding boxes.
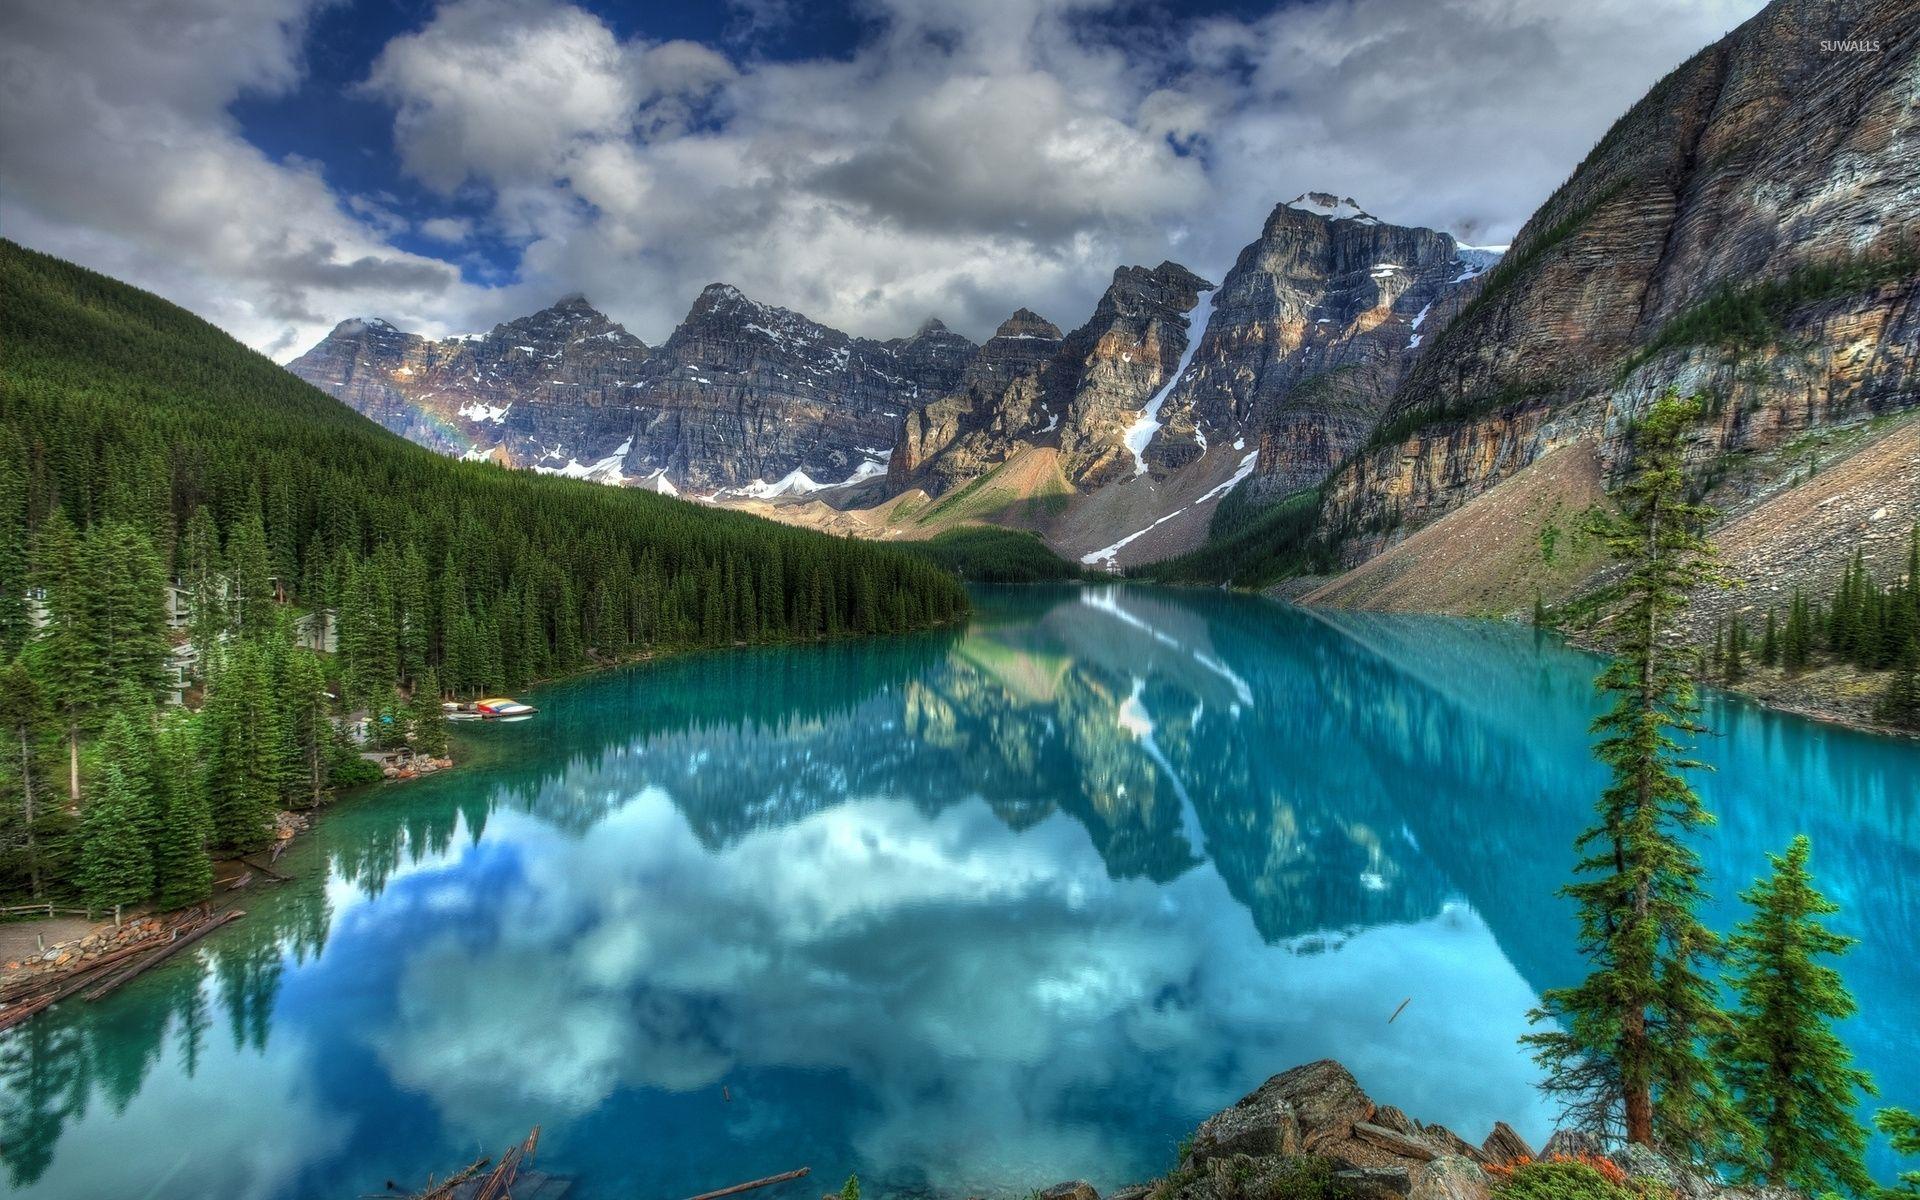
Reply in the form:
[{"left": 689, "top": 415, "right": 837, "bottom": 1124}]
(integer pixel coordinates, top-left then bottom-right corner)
[{"left": 0, "top": 239, "right": 967, "bottom": 908}]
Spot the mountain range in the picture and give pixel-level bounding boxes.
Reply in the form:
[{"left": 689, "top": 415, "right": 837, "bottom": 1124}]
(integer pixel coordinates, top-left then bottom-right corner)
[
  {"left": 290, "top": 0, "right": 1918, "bottom": 611},
  {"left": 289, "top": 190, "right": 1501, "bottom": 566}
]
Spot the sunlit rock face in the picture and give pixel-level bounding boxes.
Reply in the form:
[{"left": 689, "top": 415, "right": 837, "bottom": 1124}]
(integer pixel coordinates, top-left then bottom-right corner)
[
  {"left": 888, "top": 263, "right": 1214, "bottom": 496},
  {"left": 1321, "top": 0, "right": 1920, "bottom": 562},
  {"left": 889, "top": 307, "right": 1065, "bottom": 496},
  {"left": 1053, "top": 262, "right": 1214, "bottom": 487},
  {"left": 1150, "top": 195, "right": 1497, "bottom": 498}
]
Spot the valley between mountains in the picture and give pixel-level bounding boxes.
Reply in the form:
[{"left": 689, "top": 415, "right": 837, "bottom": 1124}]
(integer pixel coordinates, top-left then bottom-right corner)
[{"left": 290, "top": 0, "right": 1919, "bottom": 704}]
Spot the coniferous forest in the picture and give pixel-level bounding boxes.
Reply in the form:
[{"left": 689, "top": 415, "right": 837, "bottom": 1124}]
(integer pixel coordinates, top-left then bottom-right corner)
[{"left": 0, "top": 239, "right": 968, "bottom": 909}]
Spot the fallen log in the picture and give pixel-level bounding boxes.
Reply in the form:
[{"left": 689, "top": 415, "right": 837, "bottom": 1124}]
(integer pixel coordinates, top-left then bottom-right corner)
[
  {"left": 0, "top": 935, "right": 167, "bottom": 1005},
  {"left": 0, "top": 992, "right": 58, "bottom": 1032},
  {"left": 227, "top": 871, "right": 254, "bottom": 891},
  {"left": 473, "top": 1127, "right": 540, "bottom": 1200},
  {"left": 388, "top": 1155, "right": 489, "bottom": 1200},
  {"left": 82, "top": 910, "right": 244, "bottom": 1003},
  {"left": 684, "top": 1167, "right": 811, "bottom": 1200},
  {"left": 239, "top": 856, "right": 294, "bottom": 882}
]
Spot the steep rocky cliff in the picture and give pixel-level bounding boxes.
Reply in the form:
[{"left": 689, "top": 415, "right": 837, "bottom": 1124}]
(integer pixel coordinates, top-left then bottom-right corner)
[
  {"left": 888, "top": 262, "right": 1214, "bottom": 496},
  {"left": 1318, "top": 0, "right": 1920, "bottom": 563},
  {"left": 889, "top": 307, "right": 1067, "bottom": 496},
  {"left": 1147, "top": 194, "right": 1501, "bottom": 497}
]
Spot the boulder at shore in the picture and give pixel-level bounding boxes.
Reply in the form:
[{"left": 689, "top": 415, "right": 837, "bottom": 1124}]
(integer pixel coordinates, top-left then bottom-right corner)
[{"left": 1035, "top": 1059, "right": 1808, "bottom": 1200}]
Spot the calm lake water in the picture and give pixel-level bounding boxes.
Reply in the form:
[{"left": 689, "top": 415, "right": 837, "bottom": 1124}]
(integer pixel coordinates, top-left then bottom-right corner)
[{"left": 3, "top": 586, "right": 1916, "bottom": 1198}]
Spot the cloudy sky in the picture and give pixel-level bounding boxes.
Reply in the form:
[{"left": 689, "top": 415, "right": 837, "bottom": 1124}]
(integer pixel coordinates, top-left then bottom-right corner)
[{"left": 0, "top": 0, "right": 1765, "bottom": 360}]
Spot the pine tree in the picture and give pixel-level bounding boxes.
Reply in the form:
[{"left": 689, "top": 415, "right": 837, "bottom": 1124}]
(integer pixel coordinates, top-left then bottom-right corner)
[
  {"left": 78, "top": 705, "right": 157, "bottom": 911},
  {"left": 225, "top": 502, "right": 274, "bottom": 639},
  {"left": 278, "top": 645, "right": 334, "bottom": 807},
  {"left": 152, "top": 709, "right": 213, "bottom": 909},
  {"left": 0, "top": 660, "right": 50, "bottom": 898},
  {"left": 407, "top": 670, "right": 448, "bottom": 758},
  {"left": 180, "top": 504, "right": 226, "bottom": 678},
  {"left": 203, "top": 643, "right": 279, "bottom": 848},
  {"left": 1879, "top": 637, "right": 1920, "bottom": 731},
  {"left": 86, "top": 521, "right": 169, "bottom": 700},
  {"left": 1718, "top": 835, "right": 1874, "bottom": 1194},
  {"left": 1783, "top": 591, "right": 1812, "bottom": 675},
  {"left": 27, "top": 509, "right": 98, "bottom": 801},
  {"left": 1760, "top": 608, "right": 1778, "bottom": 667},
  {"left": 1524, "top": 394, "right": 1743, "bottom": 1156},
  {"left": 1724, "top": 614, "right": 1747, "bottom": 684},
  {"left": 0, "top": 433, "right": 29, "bottom": 658}
]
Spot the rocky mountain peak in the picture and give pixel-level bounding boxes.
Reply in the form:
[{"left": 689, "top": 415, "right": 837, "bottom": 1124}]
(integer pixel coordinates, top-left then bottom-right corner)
[
  {"left": 1281, "top": 192, "right": 1377, "bottom": 225},
  {"left": 326, "top": 316, "right": 414, "bottom": 344},
  {"left": 914, "top": 316, "right": 952, "bottom": 338},
  {"left": 992, "top": 308, "right": 1062, "bottom": 342},
  {"left": 1095, "top": 262, "right": 1212, "bottom": 321}
]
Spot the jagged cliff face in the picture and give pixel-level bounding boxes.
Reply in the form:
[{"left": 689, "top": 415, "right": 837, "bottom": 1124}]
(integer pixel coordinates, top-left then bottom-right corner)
[
  {"left": 1054, "top": 262, "right": 1213, "bottom": 486},
  {"left": 631, "top": 284, "right": 975, "bottom": 494},
  {"left": 888, "top": 262, "right": 1214, "bottom": 496},
  {"left": 290, "top": 286, "right": 978, "bottom": 495},
  {"left": 1320, "top": 0, "right": 1920, "bottom": 561},
  {"left": 888, "top": 307, "right": 1066, "bottom": 496},
  {"left": 1148, "top": 194, "right": 1500, "bottom": 498},
  {"left": 286, "top": 297, "right": 653, "bottom": 472}
]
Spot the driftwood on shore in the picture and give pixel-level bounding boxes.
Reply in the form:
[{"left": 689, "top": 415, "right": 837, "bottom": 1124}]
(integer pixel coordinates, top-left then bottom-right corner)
[
  {"left": 82, "top": 909, "right": 244, "bottom": 1002},
  {"left": 684, "top": 1166, "right": 811, "bottom": 1200},
  {"left": 0, "top": 908, "right": 243, "bottom": 1030}
]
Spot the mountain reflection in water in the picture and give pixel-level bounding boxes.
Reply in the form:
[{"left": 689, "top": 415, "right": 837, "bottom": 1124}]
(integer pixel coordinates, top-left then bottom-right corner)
[{"left": 3, "top": 585, "right": 1915, "bottom": 1199}]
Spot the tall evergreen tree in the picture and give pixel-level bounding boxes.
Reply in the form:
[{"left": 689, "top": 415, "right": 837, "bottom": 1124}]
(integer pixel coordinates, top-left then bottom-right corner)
[
  {"left": 407, "top": 670, "right": 448, "bottom": 758},
  {"left": 179, "top": 504, "right": 226, "bottom": 678},
  {"left": 27, "top": 509, "right": 96, "bottom": 801},
  {"left": 225, "top": 502, "right": 274, "bottom": 639},
  {"left": 152, "top": 710, "right": 213, "bottom": 910},
  {"left": 1524, "top": 394, "right": 1743, "bottom": 1156},
  {"left": 0, "top": 660, "right": 50, "bottom": 898},
  {"left": 86, "top": 521, "right": 169, "bottom": 700},
  {"left": 1718, "top": 835, "right": 1874, "bottom": 1195},
  {"left": 202, "top": 644, "right": 279, "bottom": 848},
  {"left": 278, "top": 643, "right": 334, "bottom": 807},
  {"left": 0, "top": 431, "right": 29, "bottom": 658},
  {"left": 77, "top": 704, "right": 157, "bottom": 912}
]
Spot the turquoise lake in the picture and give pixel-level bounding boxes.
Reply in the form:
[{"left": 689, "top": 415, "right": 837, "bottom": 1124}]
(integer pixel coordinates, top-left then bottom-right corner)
[{"left": 2, "top": 585, "right": 1916, "bottom": 1197}]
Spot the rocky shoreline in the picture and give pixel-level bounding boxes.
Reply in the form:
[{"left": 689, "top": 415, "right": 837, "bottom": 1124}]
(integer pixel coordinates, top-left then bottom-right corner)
[{"left": 1033, "top": 1060, "right": 1802, "bottom": 1200}]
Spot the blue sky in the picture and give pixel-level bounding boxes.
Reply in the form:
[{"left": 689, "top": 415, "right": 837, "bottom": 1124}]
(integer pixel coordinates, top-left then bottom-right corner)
[{"left": 0, "top": 0, "right": 1764, "bottom": 358}]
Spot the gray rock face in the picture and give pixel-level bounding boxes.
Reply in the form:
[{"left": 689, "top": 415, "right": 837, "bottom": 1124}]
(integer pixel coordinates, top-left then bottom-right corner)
[
  {"left": 888, "top": 307, "right": 1065, "bottom": 495},
  {"left": 887, "top": 262, "right": 1215, "bottom": 496},
  {"left": 1149, "top": 195, "right": 1498, "bottom": 496},
  {"left": 290, "top": 286, "right": 978, "bottom": 495},
  {"left": 1054, "top": 262, "right": 1214, "bottom": 486},
  {"left": 286, "top": 298, "right": 652, "bottom": 472},
  {"left": 1319, "top": 0, "right": 1920, "bottom": 561}
]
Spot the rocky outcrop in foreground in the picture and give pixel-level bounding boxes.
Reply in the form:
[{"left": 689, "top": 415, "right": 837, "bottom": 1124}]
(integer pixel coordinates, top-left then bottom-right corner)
[{"left": 1037, "top": 1060, "right": 1800, "bottom": 1200}]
